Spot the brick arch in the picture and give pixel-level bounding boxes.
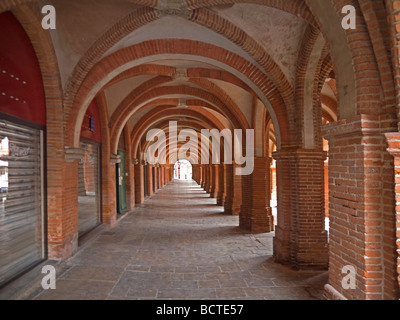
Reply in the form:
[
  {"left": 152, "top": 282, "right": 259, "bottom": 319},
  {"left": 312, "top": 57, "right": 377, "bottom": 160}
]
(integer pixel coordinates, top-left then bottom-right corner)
[
  {"left": 112, "top": 96, "right": 231, "bottom": 155},
  {"left": 110, "top": 83, "right": 250, "bottom": 154},
  {"left": 63, "top": 5, "right": 292, "bottom": 115},
  {"left": 386, "top": 0, "right": 400, "bottom": 294},
  {"left": 183, "top": 0, "right": 316, "bottom": 25},
  {"left": 0, "top": 1, "right": 36, "bottom": 13},
  {"left": 139, "top": 121, "right": 215, "bottom": 165},
  {"left": 141, "top": 122, "right": 215, "bottom": 164},
  {"left": 187, "top": 68, "right": 256, "bottom": 95},
  {"left": 357, "top": 0, "right": 396, "bottom": 113},
  {"left": 63, "top": 7, "right": 294, "bottom": 149},
  {"left": 106, "top": 65, "right": 255, "bottom": 95},
  {"left": 189, "top": 8, "right": 295, "bottom": 134},
  {"left": 67, "top": 39, "right": 290, "bottom": 150},
  {"left": 130, "top": 107, "right": 226, "bottom": 157},
  {"left": 312, "top": 45, "right": 334, "bottom": 149},
  {"left": 187, "top": 99, "right": 232, "bottom": 116},
  {"left": 141, "top": 121, "right": 227, "bottom": 165},
  {"left": 63, "top": 6, "right": 158, "bottom": 101},
  {"left": 109, "top": 75, "right": 248, "bottom": 135},
  {"left": 304, "top": 0, "right": 398, "bottom": 300},
  {"left": 294, "top": 25, "right": 323, "bottom": 148},
  {"left": 109, "top": 75, "right": 173, "bottom": 125},
  {"left": 304, "top": 0, "right": 393, "bottom": 119},
  {"left": 188, "top": 78, "right": 250, "bottom": 128},
  {"left": 9, "top": 6, "right": 69, "bottom": 259},
  {"left": 321, "top": 94, "right": 338, "bottom": 120},
  {"left": 106, "top": 66, "right": 254, "bottom": 152},
  {"left": 105, "top": 64, "right": 175, "bottom": 89}
]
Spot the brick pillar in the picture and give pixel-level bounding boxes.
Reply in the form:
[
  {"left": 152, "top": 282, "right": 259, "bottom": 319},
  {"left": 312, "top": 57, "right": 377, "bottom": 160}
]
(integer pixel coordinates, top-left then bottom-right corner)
[
  {"left": 160, "top": 166, "right": 163, "bottom": 187},
  {"left": 193, "top": 164, "right": 201, "bottom": 185},
  {"left": 147, "top": 164, "right": 153, "bottom": 196},
  {"left": 101, "top": 154, "right": 117, "bottom": 227},
  {"left": 134, "top": 164, "right": 144, "bottom": 204},
  {"left": 192, "top": 164, "right": 197, "bottom": 183},
  {"left": 223, "top": 164, "right": 233, "bottom": 214},
  {"left": 384, "top": 132, "right": 400, "bottom": 298},
  {"left": 201, "top": 165, "right": 207, "bottom": 189},
  {"left": 192, "top": 164, "right": 196, "bottom": 182},
  {"left": 162, "top": 165, "right": 166, "bottom": 186},
  {"left": 272, "top": 148, "right": 293, "bottom": 265},
  {"left": 201, "top": 165, "right": 205, "bottom": 188},
  {"left": 324, "top": 161, "right": 329, "bottom": 217},
  {"left": 159, "top": 165, "right": 163, "bottom": 188},
  {"left": 231, "top": 163, "right": 242, "bottom": 215},
  {"left": 239, "top": 169, "right": 251, "bottom": 229},
  {"left": 208, "top": 165, "right": 214, "bottom": 195},
  {"left": 217, "top": 163, "right": 225, "bottom": 205},
  {"left": 194, "top": 164, "right": 199, "bottom": 184},
  {"left": 204, "top": 165, "right": 210, "bottom": 193},
  {"left": 156, "top": 166, "right": 160, "bottom": 189},
  {"left": 48, "top": 158, "right": 79, "bottom": 259},
  {"left": 211, "top": 164, "right": 219, "bottom": 198},
  {"left": 125, "top": 158, "right": 135, "bottom": 212},
  {"left": 322, "top": 116, "right": 397, "bottom": 300},
  {"left": 164, "top": 165, "right": 168, "bottom": 184},
  {"left": 293, "top": 149, "right": 328, "bottom": 269},
  {"left": 153, "top": 166, "right": 157, "bottom": 192},
  {"left": 239, "top": 157, "right": 274, "bottom": 233},
  {"left": 156, "top": 166, "right": 158, "bottom": 191},
  {"left": 273, "top": 147, "right": 328, "bottom": 270}
]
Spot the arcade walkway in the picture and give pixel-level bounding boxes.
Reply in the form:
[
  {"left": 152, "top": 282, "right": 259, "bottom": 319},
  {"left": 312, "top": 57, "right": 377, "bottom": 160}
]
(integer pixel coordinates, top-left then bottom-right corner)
[{"left": 33, "top": 180, "right": 327, "bottom": 300}]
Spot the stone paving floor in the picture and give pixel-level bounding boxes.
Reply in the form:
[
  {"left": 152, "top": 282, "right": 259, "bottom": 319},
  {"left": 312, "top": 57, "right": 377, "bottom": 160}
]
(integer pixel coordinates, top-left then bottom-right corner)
[{"left": 33, "top": 180, "right": 328, "bottom": 300}]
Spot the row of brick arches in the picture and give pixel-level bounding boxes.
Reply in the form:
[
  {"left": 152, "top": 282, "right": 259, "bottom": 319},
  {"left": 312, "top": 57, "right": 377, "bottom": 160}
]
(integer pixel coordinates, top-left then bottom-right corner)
[{"left": 0, "top": 0, "right": 400, "bottom": 300}]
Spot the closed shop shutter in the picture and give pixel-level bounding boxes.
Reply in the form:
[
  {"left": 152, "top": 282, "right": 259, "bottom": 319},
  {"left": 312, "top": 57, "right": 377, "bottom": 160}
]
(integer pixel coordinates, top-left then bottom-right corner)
[
  {"left": 0, "top": 119, "right": 44, "bottom": 287},
  {"left": 78, "top": 139, "right": 101, "bottom": 236}
]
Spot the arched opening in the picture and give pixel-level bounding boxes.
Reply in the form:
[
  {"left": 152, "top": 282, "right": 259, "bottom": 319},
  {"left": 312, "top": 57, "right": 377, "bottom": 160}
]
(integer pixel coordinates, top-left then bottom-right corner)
[
  {"left": 0, "top": 0, "right": 397, "bottom": 301},
  {"left": 0, "top": 11, "right": 47, "bottom": 287},
  {"left": 173, "top": 160, "right": 192, "bottom": 181}
]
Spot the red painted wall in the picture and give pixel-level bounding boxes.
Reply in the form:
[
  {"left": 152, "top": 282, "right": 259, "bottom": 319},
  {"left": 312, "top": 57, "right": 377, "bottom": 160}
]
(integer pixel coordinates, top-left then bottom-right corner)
[
  {"left": 0, "top": 12, "right": 45, "bottom": 125},
  {"left": 80, "top": 99, "right": 102, "bottom": 143}
]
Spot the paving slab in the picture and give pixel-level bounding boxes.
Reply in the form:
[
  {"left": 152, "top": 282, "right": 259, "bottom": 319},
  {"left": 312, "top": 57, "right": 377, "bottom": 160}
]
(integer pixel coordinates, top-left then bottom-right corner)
[{"left": 32, "top": 180, "right": 327, "bottom": 300}]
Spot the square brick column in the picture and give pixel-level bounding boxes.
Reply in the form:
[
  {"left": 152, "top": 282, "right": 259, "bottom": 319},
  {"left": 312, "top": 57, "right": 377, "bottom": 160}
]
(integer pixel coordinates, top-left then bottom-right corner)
[
  {"left": 217, "top": 163, "right": 225, "bottom": 206},
  {"left": 211, "top": 164, "right": 219, "bottom": 198},
  {"left": 322, "top": 116, "right": 398, "bottom": 300},
  {"left": 273, "top": 147, "right": 328, "bottom": 270},
  {"left": 207, "top": 165, "right": 213, "bottom": 194},
  {"left": 384, "top": 132, "right": 400, "bottom": 297},
  {"left": 147, "top": 164, "right": 153, "bottom": 196},
  {"left": 201, "top": 164, "right": 206, "bottom": 189},
  {"left": 125, "top": 156, "right": 135, "bottom": 212},
  {"left": 198, "top": 165, "right": 203, "bottom": 185},
  {"left": 239, "top": 157, "right": 274, "bottom": 233},
  {"left": 231, "top": 163, "right": 242, "bottom": 215},
  {"left": 293, "top": 149, "right": 328, "bottom": 269},
  {"left": 272, "top": 148, "right": 293, "bottom": 265},
  {"left": 134, "top": 164, "right": 144, "bottom": 204},
  {"left": 204, "top": 165, "right": 209, "bottom": 190},
  {"left": 48, "top": 157, "right": 80, "bottom": 260},
  {"left": 223, "top": 164, "right": 233, "bottom": 214},
  {"left": 152, "top": 166, "right": 157, "bottom": 193},
  {"left": 101, "top": 153, "right": 117, "bottom": 227},
  {"left": 160, "top": 165, "right": 165, "bottom": 187},
  {"left": 166, "top": 165, "right": 171, "bottom": 183}
]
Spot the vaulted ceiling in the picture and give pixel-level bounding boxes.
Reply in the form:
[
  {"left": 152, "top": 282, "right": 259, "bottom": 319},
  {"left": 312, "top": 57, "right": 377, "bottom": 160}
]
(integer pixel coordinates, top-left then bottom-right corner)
[{"left": 34, "top": 0, "right": 338, "bottom": 157}]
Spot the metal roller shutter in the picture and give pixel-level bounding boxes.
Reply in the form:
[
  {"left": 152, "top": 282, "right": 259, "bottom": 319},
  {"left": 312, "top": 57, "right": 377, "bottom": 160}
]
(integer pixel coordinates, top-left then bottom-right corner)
[
  {"left": 78, "top": 140, "right": 101, "bottom": 236},
  {"left": 0, "top": 119, "right": 44, "bottom": 287}
]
